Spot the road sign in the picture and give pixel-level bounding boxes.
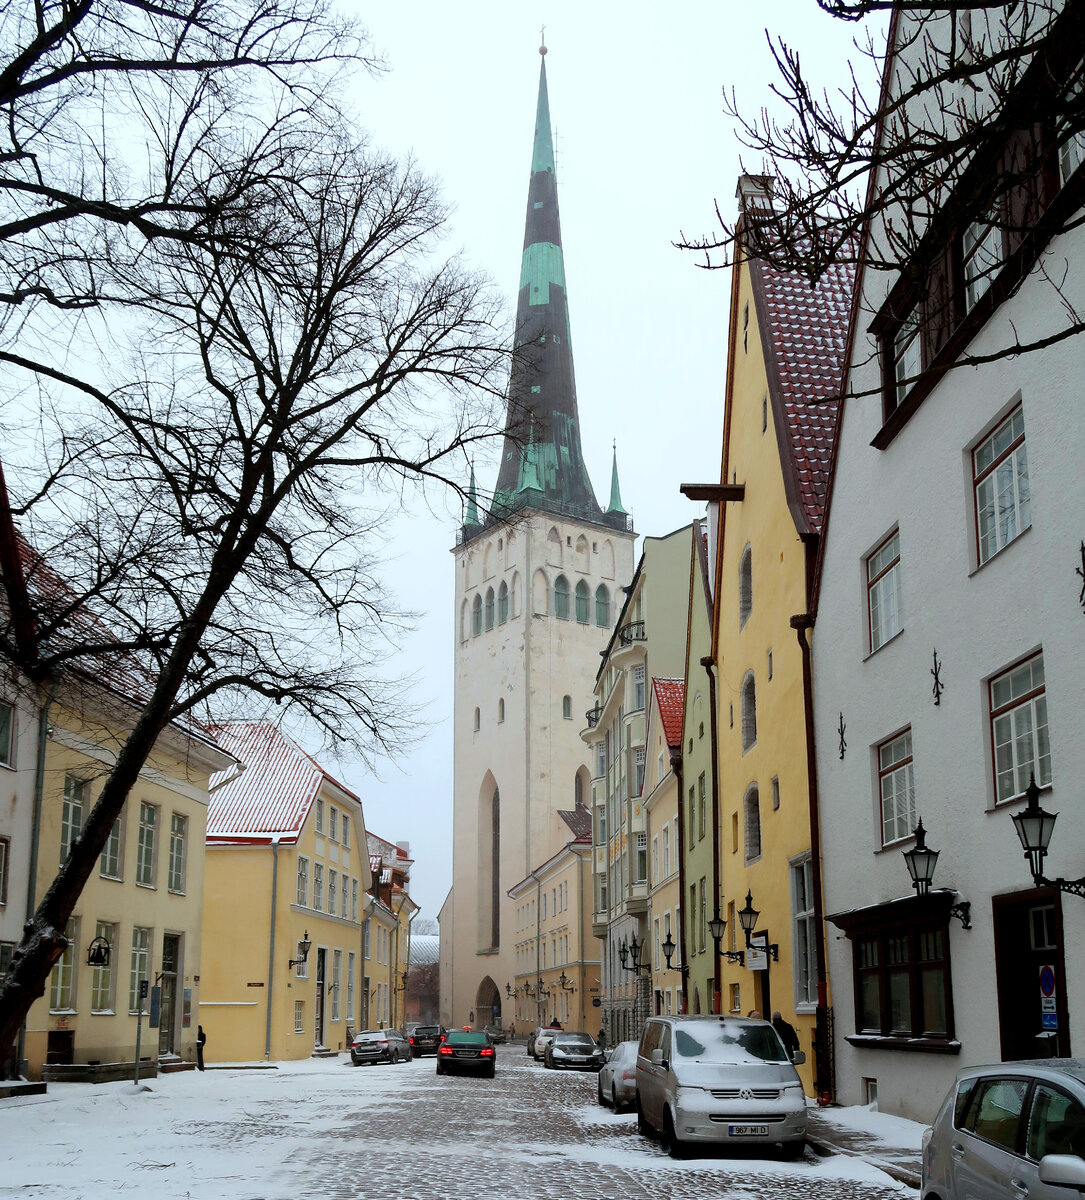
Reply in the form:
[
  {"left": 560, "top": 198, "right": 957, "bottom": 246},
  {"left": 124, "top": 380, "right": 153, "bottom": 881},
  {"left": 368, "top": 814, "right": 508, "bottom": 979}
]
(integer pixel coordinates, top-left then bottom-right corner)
[
  {"left": 1039, "top": 964, "right": 1056, "bottom": 997},
  {"left": 1042, "top": 1012, "right": 1058, "bottom": 1030}
]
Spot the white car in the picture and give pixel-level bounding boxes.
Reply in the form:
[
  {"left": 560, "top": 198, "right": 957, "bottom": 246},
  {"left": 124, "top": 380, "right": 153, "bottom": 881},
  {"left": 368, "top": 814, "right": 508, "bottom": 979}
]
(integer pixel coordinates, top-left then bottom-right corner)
[
  {"left": 529, "top": 1025, "right": 561, "bottom": 1061},
  {"left": 598, "top": 1040, "right": 639, "bottom": 1111}
]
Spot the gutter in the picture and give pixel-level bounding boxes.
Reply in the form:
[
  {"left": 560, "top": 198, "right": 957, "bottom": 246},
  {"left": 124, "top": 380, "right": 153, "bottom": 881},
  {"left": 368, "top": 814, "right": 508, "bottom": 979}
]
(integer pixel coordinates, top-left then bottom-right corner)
[
  {"left": 671, "top": 746, "right": 688, "bottom": 1013},
  {"left": 265, "top": 836, "right": 279, "bottom": 1059},
  {"left": 702, "top": 655, "right": 723, "bottom": 1013}
]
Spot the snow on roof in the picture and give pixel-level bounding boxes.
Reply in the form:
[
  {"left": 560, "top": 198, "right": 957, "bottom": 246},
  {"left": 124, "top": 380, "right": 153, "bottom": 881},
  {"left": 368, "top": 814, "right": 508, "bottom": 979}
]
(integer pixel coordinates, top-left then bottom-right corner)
[
  {"left": 206, "top": 721, "right": 363, "bottom": 844},
  {"left": 409, "top": 934, "right": 439, "bottom": 968},
  {"left": 652, "top": 677, "right": 685, "bottom": 750},
  {"left": 753, "top": 256, "right": 855, "bottom": 536},
  {"left": 557, "top": 805, "right": 592, "bottom": 843}
]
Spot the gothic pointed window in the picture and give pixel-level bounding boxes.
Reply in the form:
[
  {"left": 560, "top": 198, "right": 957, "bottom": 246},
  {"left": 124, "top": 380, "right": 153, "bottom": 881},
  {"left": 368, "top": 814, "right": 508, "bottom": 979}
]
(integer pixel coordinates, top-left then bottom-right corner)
[
  {"left": 491, "top": 788, "right": 500, "bottom": 949},
  {"left": 739, "top": 545, "right": 753, "bottom": 629},
  {"left": 741, "top": 671, "right": 757, "bottom": 752},
  {"left": 472, "top": 594, "right": 482, "bottom": 636},
  {"left": 497, "top": 581, "right": 509, "bottom": 624},
  {"left": 575, "top": 579, "right": 590, "bottom": 623},
  {"left": 554, "top": 575, "right": 570, "bottom": 619},
  {"left": 595, "top": 584, "right": 610, "bottom": 627},
  {"left": 484, "top": 587, "right": 495, "bottom": 631}
]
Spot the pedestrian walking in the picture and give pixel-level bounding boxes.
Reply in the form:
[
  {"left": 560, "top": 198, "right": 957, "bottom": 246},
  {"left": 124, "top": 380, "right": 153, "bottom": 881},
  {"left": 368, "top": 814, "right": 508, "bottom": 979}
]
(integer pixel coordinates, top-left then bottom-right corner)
[
  {"left": 196, "top": 1025, "right": 207, "bottom": 1071},
  {"left": 598, "top": 1026, "right": 607, "bottom": 1051},
  {"left": 772, "top": 1010, "right": 801, "bottom": 1057}
]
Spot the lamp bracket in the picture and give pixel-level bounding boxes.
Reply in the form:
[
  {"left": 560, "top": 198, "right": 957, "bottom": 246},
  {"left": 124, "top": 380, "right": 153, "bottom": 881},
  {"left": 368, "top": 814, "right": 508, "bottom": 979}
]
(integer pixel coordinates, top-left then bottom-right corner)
[
  {"left": 950, "top": 901, "right": 973, "bottom": 929},
  {"left": 1034, "top": 873, "right": 1085, "bottom": 900},
  {"left": 722, "top": 949, "right": 746, "bottom": 967}
]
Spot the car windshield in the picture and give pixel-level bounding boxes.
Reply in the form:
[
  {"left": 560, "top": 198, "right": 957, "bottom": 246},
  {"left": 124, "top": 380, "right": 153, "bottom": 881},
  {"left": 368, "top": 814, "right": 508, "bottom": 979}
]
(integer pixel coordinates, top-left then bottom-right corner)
[
  {"left": 444, "top": 1032, "right": 489, "bottom": 1047},
  {"left": 356, "top": 1032, "right": 386, "bottom": 1042},
  {"left": 673, "top": 1021, "right": 788, "bottom": 1064},
  {"left": 415, "top": 1027, "right": 441, "bottom": 1036},
  {"left": 554, "top": 1034, "right": 595, "bottom": 1048},
  {"left": 611, "top": 1041, "right": 638, "bottom": 1064}
]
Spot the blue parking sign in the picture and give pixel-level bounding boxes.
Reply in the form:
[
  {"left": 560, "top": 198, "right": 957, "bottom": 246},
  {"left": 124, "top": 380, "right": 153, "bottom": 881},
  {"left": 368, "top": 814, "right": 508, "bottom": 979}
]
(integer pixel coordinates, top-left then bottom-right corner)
[{"left": 1042, "top": 1012, "right": 1058, "bottom": 1031}]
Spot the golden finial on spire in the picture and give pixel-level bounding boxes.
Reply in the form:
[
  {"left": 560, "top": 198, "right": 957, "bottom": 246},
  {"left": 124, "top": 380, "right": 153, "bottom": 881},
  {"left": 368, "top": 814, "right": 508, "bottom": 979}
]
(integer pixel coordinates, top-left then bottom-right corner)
[{"left": 539, "top": 25, "right": 547, "bottom": 55}]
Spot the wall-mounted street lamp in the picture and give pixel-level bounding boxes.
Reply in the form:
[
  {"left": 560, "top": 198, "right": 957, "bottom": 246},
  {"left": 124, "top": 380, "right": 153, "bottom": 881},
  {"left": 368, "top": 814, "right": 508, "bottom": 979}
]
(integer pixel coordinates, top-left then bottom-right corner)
[
  {"left": 395, "top": 969, "right": 409, "bottom": 993},
  {"left": 86, "top": 936, "right": 111, "bottom": 968},
  {"left": 660, "top": 932, "right": 690, "bottom": 976},
  {"left": 617, "top": 932, "right": 652, "bottom": 975},
  {"left": 558, "top": 970, "right": 576, "bottom": 993},
  {"left": 902, "top": 819, "right": 972, "bottom": 927},
  {"left": 1012, "top": 774, "right": 1085, "bottom": 898},
  {"left": 535, "top": 977, "right": 551, "bottom": 999},
  {"left": 735, "top": 891, "right": 779, "bottom": 960},
  {"left": 288, "top": 931, "right": 312, "bottom": 970},
  {"left": 707, "top": 909, "right": 746, "bottom": 967}
]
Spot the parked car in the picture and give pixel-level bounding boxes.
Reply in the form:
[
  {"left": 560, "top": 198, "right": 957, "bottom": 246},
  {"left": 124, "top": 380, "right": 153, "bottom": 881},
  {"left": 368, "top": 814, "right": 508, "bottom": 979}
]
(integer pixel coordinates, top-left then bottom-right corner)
[
  {"left": 483, "top": 1025, "right": 507, "bottom": 1045},
  {"left": 409, "top": 1024, "right": 446, "bottom": 1057},
  {"left": 598, "top": 1040, "right": 639, "bottom": 1111},
  {"left": 350, "top": 1029, "right": 412, "bottom": 1066},
  {"left": 635, "top": 1015, "right": 807, "bottom": 1159},
  {"left": 545, "top": 1031, "right": 605, "bottom": 1071},
  {"left": 922, "top": 1059, "right": 1085, "bottom": 1200},
  {"left": 528, "top": 1025, "right": 560, "bottom": 1060},
  {"left": 436, "top": 1030, "right": 496, "bottom": 1079}
]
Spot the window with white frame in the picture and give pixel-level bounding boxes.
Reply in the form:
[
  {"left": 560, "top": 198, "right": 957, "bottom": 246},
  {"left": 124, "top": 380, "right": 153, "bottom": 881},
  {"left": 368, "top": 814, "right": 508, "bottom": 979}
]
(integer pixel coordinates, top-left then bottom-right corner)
[
  {"left": 49, "top": 918, "right": 76, "bottom": 1010},
  {"left": 661, "top": 826, "right": 670, "bottom": 878},
  {"left": 168, "top": 813, "right": 187, "bottom": 893},
  {"left": 100, "top": 815, "right": 122, "bottom": 880},
  {"left": 1059, "top": 70, "right": 1085, "bottom": 184},
  {"left": 634, "top": 747, "right": 646, "bottom": 795},
  {"left": 331, "top": 949, "right": 342, "bottom": 1021},
  {"left": 698, "top": 772, "right": 706, "bottom": 839},
  {"left": 91, "top": 920, "right": 115, "bottom": 1012},
  {"left": 633, "top": 664, "right": 646, "bottom": 711},
  {"left": 744, "top": 785, "right": 762, "bottom": 863},
  {"left": 698, "top": 877, "right": 707, "bottom": 953},
  {"left": 991, "top": 653, "right": 1050, "bottom": 803},
  {"left": 878, "top": 729, "right": 916, "bottom": 845},
  {"left": 596, "top": 741, "right": 606, "bottom": 778},
  {"left": 652, "top": 836, "right": 659, "bottom": 886},
  {"left": 329, "top": 806, "right": 338, "bottom": 842},
  {"left": 136, "top": 801, "right": 157, "bottom": 886},
  {"left": 129, "top": 925, "right": 151, "bottom": 1013},
  {"left": 974, "top": 406, "right": 1030, "bottom": 565},
  {"left": 867, "top": 530, "right": 903, "bottom": 653},
  {"left": 313, "top": 863, "right": 324, "bottom": 911},
  {"left": 294, "top": 999, "right": 304, "bottom": 1033},
  {"left": 340, "top": 876, "right": 348, "bottom": 919},
  {"left": 60, "top": 775, "right": 87, "bottom": 864},
  {"left": 963, "top": 216, "right": 1005, "bottom": 312},
  {"left": 315, "top": 797, "right": 325, "bottom": 834},
  {"left": 342, "top": 813, "right": 350, "bottom": 849},
  {"left": 351, "top": 878, "right": 359, "bottom": 922},
  {"left": 346, "top": 951, "right": 355, "bottom": 1020},
  {"left": 0, "top": 701, "right": 12, "bottom": 766},
  {"left": 328, "top": 869, "right": 337, "bottom": 916},
  {"left": 0, "top": 835, "right": 7, "bottom": 904},
  {"left": 653, "top": 917, "right": 660, "bottom": 970},
  {"left": 296, "top": 857, "right": 309, "bottom": 906},
  {"left": 892, "top": 306, "right": 921, "bottom": 408},
  {"left": 791, "top": 857, "right": 816, "bottom": 1008},
  {"left": 636, "top": 832, "right": 648, "bottom": 882}
]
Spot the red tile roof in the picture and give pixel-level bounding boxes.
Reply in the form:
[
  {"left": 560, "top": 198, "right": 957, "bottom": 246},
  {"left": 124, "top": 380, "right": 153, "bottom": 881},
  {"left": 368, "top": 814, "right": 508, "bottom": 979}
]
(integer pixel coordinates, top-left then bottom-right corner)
[
  {"left": 206, "top": 721, "right": 363, "bottom": 844},
  {"left": 652, "top": 677, "right": 685, "bottom": 750},
  {"left": 753, "top": 257, "right": 855, "bottom": 535},
  {"left": 558, "top": 805, "right": 592, "bottom": 843}
]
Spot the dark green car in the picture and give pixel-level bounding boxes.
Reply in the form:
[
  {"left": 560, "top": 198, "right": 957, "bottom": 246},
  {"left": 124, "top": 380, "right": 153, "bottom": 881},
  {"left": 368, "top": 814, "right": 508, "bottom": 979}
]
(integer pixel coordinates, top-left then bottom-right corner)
[{"left": 436, "top": 1030, "right": 496, "bottom": 1079}]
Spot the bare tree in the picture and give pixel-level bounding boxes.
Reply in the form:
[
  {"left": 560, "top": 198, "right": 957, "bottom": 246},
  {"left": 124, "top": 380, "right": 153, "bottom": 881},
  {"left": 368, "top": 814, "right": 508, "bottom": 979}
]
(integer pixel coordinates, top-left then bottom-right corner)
[
  {"left": 0, "top": 11, "right": 508, "bottom": 1063},
  {"left": 680, "top": 1, "right": 1085, "bottom": 375}
]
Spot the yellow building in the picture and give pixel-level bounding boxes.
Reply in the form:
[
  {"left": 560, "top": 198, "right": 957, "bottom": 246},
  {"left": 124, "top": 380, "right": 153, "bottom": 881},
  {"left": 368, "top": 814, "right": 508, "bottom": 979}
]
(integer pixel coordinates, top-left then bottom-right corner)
[
  {"left": 508, "top": 805, "right": 596, "bottom": 1035},
  {"left": 201, "top": 722, "right": 372, "bottom": 1062},
  {"left": 26, "top": 687, "right": 233, "bottom": 1080},
  {"left": 644, "top": 676, "right": 684, "bottom": 1017},
  {"left": 708, "top": 175, "right": 853, "bottom": 1097}
]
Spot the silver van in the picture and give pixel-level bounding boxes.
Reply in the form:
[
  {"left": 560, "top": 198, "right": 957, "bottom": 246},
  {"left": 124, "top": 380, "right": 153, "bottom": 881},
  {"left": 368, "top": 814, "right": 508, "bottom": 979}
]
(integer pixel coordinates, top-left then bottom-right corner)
[{"left": 635, "top": 1015, "right": 807, "bottom": 1158}]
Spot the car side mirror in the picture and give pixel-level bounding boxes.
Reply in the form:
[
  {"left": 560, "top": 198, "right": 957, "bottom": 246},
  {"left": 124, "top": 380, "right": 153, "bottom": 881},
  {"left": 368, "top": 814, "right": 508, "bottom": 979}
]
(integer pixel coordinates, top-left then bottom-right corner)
[
  {"left": 790, "top": 1050, "right": 806, "bottom": 1066},
  {"left": 651, "top": 1048, "right": 665, "bottom": 1067},
  {"left": 1038, "top": 1155, "right": 1085, "bottom": 1189}
]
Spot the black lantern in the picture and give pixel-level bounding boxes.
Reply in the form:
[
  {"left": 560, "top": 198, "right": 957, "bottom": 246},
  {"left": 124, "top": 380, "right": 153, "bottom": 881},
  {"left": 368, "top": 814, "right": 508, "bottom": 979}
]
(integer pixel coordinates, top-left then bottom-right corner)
[
  {"left": 288, "top": 930, "right": 312, "bottom": 970},
  {"left": 558, "top": 970, "right": 575, "bottom": 993},
  {"left": 707, "top": 909, "right": 744, "bottom": 966},
  {"left": 618, "top": 934, "right": 651, "bottom": 975},
  {"left": 661, "top": 931, "right": 676, "bottom": 967},
  {"left": 536, "top": 977, "right": 551, "bottom": 998},
  {"left": 86, "top": 936, "right": 111, "bottom": 968},
  {"left": 737, "top": 891, "right": 760, "bottom": 944},
  {"left": 1010, "top": 773, "right": 1085, "bottom": 898},
  {"left": 903, "top": 818, "right": 939, "bottom": 896}
]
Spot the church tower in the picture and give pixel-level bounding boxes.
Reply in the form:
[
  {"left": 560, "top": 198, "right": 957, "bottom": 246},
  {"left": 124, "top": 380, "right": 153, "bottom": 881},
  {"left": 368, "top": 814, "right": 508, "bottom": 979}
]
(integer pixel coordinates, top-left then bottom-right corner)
[{"left": 446, "top": 45, "right": 636, "bottom": 1029}]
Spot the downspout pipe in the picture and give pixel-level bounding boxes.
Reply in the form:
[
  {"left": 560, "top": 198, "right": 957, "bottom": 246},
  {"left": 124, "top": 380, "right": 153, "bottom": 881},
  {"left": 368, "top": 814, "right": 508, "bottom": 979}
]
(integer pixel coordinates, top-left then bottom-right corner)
[
  {"left": 701, "top": 655, "right": 722, "bottom": 1014},
  {"left": 265, "top": 836, "right": 280, "bottom": 1059},
  {"left": 791, "top": 612, "right": 832, "bottom": 1103}
]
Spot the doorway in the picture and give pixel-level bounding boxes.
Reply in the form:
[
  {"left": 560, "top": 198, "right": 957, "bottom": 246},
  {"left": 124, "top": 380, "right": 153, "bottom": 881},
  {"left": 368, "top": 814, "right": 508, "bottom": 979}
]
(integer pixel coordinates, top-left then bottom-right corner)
[
  {"left": 315, "top": 948, "right": 327, "bottom": 1048},
  {"left": 993, "top": 888, "right": 1070, "bottom": 1060},
  {"left": 158, "top": 934, "right": 180, "bottom": 1056}
]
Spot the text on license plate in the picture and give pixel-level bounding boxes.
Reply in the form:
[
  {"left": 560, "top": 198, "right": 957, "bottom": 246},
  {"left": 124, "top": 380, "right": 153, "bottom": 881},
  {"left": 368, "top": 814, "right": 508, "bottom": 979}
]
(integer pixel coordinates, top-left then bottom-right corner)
[{"left": 729, "top": 1124, "right": 769, "bottom": 1137}]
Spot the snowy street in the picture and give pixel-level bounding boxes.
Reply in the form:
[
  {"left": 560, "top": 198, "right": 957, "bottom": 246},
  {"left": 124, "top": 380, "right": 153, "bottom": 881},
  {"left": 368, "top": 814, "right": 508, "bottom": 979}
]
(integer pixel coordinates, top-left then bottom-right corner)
[{"left": 0, "top": 1046, "right": 915, "bottom": 1199}]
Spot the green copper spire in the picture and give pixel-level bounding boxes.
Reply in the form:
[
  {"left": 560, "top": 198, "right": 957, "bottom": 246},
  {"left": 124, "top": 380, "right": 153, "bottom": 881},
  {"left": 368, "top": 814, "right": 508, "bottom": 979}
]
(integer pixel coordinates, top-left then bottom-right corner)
[
  {"left": 516, "top": 421, "right": 542, "bottom": 495},
  {"left": 606, "top": 443, "right": 628, "bottom": 516},
  {"left": 465, "top": 463, "right": 480, "bottom": 527}
]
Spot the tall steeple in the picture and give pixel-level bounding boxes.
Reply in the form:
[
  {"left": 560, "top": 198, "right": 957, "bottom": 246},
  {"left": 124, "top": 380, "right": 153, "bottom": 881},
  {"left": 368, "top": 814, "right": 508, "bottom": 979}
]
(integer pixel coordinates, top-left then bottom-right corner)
[{"left": 489, "top": 45, "right": 625, "bottom": 531}]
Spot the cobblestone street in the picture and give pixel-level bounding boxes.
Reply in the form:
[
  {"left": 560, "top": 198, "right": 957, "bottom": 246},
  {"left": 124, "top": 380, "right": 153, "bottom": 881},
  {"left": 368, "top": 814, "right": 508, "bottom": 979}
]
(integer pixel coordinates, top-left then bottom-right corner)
[{"left": 1, "top": 1048, "right": 913, "bottom": 1199}]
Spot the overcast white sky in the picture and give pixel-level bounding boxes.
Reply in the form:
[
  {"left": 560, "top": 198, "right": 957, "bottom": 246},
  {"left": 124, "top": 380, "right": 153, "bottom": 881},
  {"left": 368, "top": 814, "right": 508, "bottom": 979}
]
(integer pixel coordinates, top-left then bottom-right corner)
[{"left": 330, "top": 2, "right": 870, "bottom": 920}]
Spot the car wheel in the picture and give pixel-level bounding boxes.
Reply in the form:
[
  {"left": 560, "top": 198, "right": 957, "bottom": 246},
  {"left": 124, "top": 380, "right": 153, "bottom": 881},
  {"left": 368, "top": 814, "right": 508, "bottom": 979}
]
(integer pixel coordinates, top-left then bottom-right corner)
[
  {"left": 781, "top": 1139, "right": 806, "bottom": 1161},
  {"left": 662, "top": 1108, "right": 687, "bottom": 1160},
  {"left": 612, "top": 1084, "right": 620, "bottom": 1111},
  {"left": 436, "top": 1063, "right": 444, "bottom": 1075},
  {"left": 636, "top": 1094, "right": 652, "bottom": 1137},
  {"left": 485, "top": 1067, "right": 495, "bottom": 1079},
  {"left": 597, "top": 1075, "right": 607, "bottom": 1106}
]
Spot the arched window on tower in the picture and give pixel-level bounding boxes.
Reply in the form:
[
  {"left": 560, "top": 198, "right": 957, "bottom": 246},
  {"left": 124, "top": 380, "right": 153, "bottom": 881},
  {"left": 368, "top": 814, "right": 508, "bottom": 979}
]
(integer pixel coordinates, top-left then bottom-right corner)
[
  {"left": 744, "top": 784, "right": 762, "bottom": 863},
  {"left": 575, "top": 535, "right": 589, "bottom": 573},
  {"left": 741, "top": 671, "right": 757, "bottom": 751},
  {"left": 472, "top": 594, "right": 482, "bottom": 636},
  {"left": 491, "top": 788, "right": 501, "bottom": 948},
  {"left": 474, "top": 707, "right": 481, "bottom": 732},
  {"left": 497, "top": 580, "right": 509, "bottom": 624},
  {"left": 562, "top": 694, "right": 572, "bottom": 719},
  {"left": 575, "top": 579, "right": 590, "bottom": 623},
  {"left": 498, "top": 698, "right": 505, "bottom": 723},
  {"left": 460, "top": 598, "right": 469, "bottom": 642},
  {"left": 595, "top": 584, "right": 610, "bottom": 628},
  {"left": 739, "top": 544, "right": 753, "bottom": 629},
  {"left": 547, "top": 526, "right": 562, "bottom": 567},
  {"left": 532, "top": 569, "right": 548, "bottom": 616},
  {"left": 484, "top": 587, "right": 495, "bottom": 631},
  {"left": 554, "top": 575, "right": 570, "bottom": 619}
]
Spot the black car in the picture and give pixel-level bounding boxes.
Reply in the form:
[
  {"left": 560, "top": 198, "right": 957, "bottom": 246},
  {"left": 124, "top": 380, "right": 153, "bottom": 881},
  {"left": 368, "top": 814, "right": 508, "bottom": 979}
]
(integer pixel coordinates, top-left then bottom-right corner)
[
  {"left": 436, "top": 1030, "right": 496, "bottom": 1078},
  {"left": 409, "top": 1024, "right": 446, "bottom": 1056}
]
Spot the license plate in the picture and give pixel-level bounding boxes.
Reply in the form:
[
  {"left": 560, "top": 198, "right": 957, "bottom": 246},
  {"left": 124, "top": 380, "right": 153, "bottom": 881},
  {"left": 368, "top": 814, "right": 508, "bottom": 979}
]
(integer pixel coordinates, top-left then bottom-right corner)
[{"left": 729, "top": 1124, "right": 769, "bottom": 1137}]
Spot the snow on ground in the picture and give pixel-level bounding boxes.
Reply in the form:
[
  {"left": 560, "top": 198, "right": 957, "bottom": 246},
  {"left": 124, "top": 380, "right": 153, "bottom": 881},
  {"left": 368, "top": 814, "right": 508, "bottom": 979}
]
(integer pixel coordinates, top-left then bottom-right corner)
[{"left": 810, "top": 1100, "right": 927, "bottom": 1150}]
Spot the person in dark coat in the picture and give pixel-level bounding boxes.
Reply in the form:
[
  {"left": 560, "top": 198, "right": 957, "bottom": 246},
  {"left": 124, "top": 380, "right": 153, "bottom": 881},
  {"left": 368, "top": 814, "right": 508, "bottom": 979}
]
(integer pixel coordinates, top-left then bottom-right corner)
[
  {"left": 196, "top": 1025, "right": 207, "bottom": 1071},
  {"left": 598, "top": 1026, "right": 607, "bottom": 1050},
  {"left": 771, "top": 1011, "right": 800, "bottom": 1056}
]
